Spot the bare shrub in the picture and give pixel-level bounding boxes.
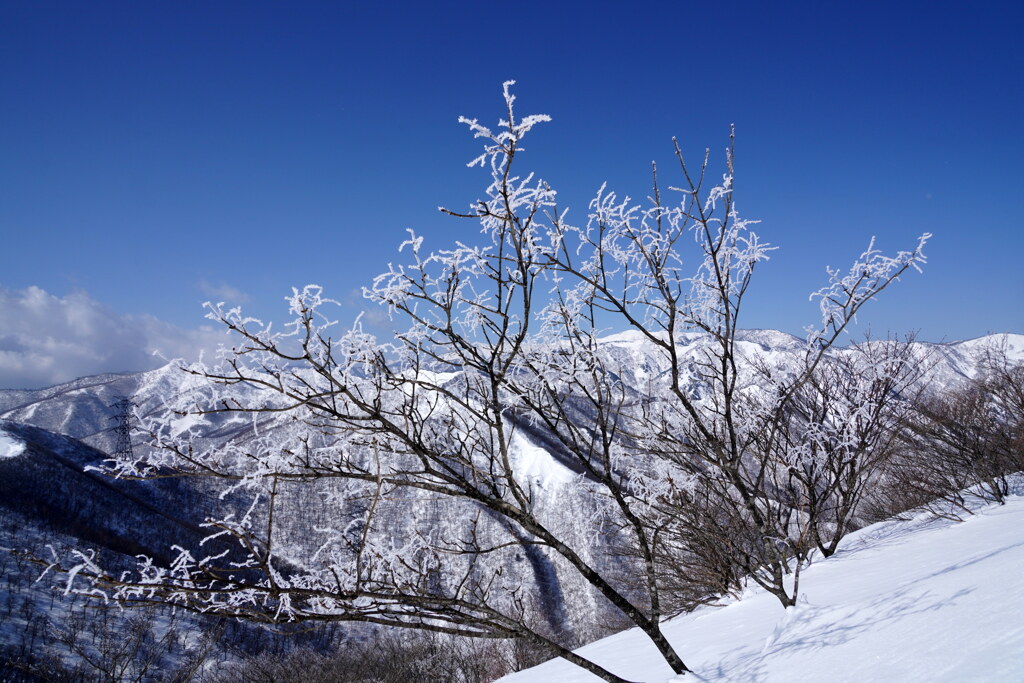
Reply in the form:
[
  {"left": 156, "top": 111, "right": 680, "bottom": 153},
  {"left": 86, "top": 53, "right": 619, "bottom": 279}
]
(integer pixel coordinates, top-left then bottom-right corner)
[
  {"left": 203, "top": 630, "right": 516, "bottom": 683},
  {"left": 892, "top": 342, "right": 1024, "bottom": 518}
]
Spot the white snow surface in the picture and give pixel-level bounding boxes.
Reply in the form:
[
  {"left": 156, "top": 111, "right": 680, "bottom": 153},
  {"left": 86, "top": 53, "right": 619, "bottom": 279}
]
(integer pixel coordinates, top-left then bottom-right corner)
[
  {"left": 0, "top": 427, "right": 26, "bottom": 459},
  {"left": 501, "top": 491, "right": 1024, "bottom": 682},
  {"left": 511, "top": 430, "right": 576, "bottom": 487}
]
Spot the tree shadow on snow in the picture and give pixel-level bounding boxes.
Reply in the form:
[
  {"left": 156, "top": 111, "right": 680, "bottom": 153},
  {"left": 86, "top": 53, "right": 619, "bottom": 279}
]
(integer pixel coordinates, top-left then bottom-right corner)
[{"left": 707, "top": 584, "right": 975, "bottom": 682}]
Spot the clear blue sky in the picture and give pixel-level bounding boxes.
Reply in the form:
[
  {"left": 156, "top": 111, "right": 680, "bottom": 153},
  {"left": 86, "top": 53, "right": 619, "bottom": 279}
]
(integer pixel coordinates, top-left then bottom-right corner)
[{"left": 1, "top": 1, "right": 1022, "bottom": 387}]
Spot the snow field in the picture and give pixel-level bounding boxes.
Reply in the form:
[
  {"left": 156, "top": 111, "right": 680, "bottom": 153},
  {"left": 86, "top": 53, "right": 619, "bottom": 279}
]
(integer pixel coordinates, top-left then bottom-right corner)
[{"left": 502, "top": 492, "right": 1024, "bottom": 682}]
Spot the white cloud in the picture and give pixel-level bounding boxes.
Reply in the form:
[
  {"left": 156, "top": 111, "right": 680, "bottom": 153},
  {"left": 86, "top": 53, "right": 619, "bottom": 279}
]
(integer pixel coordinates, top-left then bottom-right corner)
[
  {"left": 0, "top": 286, "right": 226, "bottom": 389},
  {"left": 197, "top": 279, "right": 250, "bottom": 304}
]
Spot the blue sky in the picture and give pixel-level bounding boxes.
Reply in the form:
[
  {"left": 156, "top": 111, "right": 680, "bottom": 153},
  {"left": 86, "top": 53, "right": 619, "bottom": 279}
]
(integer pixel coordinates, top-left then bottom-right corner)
[{"left": 1, "top": 1, "right": 1022, "bottom": 388}]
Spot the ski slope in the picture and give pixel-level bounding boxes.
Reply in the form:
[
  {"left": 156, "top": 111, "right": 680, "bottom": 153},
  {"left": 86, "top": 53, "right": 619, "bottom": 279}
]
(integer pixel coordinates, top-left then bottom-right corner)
[{"left": 502, "top": 490, "right": 1024, "bottom": 682}]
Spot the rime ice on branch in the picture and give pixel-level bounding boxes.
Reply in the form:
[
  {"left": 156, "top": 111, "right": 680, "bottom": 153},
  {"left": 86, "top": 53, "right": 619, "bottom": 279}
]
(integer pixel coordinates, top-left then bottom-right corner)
[{"left": 60, "top": 83, "right": 929, "bottom": 682}]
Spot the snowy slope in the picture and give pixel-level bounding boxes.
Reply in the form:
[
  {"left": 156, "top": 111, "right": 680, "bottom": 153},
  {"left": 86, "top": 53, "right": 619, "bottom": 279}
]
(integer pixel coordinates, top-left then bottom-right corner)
[{"left": 501, "top": 488, "right": 1024, "bottom": 683}]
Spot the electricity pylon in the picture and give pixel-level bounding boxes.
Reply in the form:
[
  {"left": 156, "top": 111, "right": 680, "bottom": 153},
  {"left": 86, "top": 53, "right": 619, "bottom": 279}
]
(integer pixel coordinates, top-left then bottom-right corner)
[{"left": 109, "top": 396, "right": 135, "bottom": 459}]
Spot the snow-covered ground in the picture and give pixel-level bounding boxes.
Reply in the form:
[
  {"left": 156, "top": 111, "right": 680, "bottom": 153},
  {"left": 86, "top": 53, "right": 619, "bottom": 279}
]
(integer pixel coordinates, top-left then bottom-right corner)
[
  {"left": 502, "top": 490, "right": 1024, "bottom": 682},
  {"left": 0, "top": 427, "right": 25, "bottom": 459}
]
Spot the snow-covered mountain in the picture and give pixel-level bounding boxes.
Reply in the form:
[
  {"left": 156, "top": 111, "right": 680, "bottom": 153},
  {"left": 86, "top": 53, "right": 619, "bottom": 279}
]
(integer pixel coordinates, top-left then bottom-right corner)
[
  {"left": 0, "top": 364, "right": 188, "bottom": 454},
  {"left": 3, "top": 331, "right": 1020, "bottom": 463}
]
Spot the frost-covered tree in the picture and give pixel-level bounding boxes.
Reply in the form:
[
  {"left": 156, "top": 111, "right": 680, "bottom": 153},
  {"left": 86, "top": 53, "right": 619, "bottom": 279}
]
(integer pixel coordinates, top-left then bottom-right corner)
[
  {"left": 524, "top": 129, "right": 929, "bottom": 607},
  {"left": 773, "top": 336, "right": 924, "bottom": 558},
  {"left": 54, "top": 83, "right": 929, "bottom": 681},
  {"left": 897, "top": 342, "right": 1024, "bottom": 514}
]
